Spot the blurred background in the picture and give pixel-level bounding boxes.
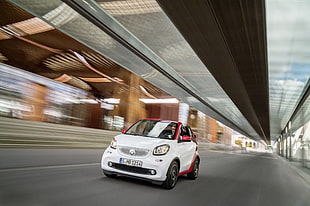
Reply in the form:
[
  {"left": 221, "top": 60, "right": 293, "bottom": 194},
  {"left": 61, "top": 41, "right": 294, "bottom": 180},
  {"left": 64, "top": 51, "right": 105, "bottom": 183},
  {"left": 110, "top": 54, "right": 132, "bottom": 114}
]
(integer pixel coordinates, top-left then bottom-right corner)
[
  {"left": 0, "top": 0, "right": 309, "bottom": 160},
  {"left": 1, "top": 1, "right": 310, "bottom": 206}
]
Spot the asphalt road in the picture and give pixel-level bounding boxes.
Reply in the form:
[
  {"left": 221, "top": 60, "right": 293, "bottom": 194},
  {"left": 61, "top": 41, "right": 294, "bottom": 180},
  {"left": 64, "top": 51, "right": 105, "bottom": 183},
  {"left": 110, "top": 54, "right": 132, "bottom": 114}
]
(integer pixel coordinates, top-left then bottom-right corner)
[{"left": 0, "top": 148, "right": 309, "bottom": 206}]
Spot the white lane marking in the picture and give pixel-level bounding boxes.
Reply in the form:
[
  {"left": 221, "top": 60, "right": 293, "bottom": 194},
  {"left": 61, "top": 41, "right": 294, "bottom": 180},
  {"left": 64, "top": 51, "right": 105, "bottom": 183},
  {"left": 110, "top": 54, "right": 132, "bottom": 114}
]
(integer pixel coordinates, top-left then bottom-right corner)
[
  {"left": 0, "top": 162, "right": 100, "bottom": 172},
  {"left": 206, "top": 150, "right": 277, "bottom": 159},
  {"left": 233, "top": 153, "right": 277, "bottom": 160}
]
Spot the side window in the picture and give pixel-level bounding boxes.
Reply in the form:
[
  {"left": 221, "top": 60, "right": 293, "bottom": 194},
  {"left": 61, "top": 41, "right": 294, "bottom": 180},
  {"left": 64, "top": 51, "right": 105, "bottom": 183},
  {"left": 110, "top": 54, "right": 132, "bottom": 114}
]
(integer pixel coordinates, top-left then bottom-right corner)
[
  {"left": 181, "top": 126, "right": 191, "bottom": 137},
  {"left": 159, "top": 122, "right": 177, "bottom": 139}
]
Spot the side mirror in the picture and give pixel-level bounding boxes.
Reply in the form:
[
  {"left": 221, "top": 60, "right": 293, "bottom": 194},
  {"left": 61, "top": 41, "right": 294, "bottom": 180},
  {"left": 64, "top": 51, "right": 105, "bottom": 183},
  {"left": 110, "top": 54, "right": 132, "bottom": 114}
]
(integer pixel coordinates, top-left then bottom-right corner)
[
  {"left": 121, "top": 129, "right": 127, "bottom": 134},
  {"left": 180, "top": 135, "right": 191, "bottom": 142}
]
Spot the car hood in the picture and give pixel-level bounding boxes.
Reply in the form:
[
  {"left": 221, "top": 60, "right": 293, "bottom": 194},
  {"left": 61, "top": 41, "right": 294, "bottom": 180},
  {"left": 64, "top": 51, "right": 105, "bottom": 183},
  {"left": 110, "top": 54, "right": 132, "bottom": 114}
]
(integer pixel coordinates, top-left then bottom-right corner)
[{"left": 115, "top": 134, "right": 171, "bottom": 150}]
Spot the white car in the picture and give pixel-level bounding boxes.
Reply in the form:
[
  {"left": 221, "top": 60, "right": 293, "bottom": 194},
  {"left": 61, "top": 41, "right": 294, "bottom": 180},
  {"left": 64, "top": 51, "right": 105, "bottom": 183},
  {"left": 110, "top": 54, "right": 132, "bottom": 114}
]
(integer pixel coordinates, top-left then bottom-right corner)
[{"left": 101, "top": 119, "right": 200, "bottom": 189}]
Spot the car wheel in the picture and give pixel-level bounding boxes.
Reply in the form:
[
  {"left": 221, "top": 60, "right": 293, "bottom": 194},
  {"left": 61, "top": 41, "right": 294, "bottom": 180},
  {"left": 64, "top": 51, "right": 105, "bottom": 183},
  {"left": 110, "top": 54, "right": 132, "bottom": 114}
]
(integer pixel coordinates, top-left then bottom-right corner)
[
  {"left": 187, "top": 158, "right": 199, "bottom": 180},
  {"left": 162, "top": 161, "right": 179, "bottom": 189}
]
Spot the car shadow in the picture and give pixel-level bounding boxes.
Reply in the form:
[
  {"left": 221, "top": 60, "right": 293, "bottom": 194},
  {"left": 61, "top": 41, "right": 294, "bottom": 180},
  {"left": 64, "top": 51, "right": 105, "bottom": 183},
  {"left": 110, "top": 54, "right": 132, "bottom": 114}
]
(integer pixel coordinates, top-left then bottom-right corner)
[{"left": 100, "top": 174, "right": 192, "bottom": 190}]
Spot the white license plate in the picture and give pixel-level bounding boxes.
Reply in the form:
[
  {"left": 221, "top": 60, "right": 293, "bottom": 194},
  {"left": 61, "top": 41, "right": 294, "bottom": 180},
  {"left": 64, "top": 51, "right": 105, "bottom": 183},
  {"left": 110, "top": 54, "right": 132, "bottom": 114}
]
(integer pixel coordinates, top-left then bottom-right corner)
[{"left": 120, "top": 158, "right": 143, "bottom": 167}]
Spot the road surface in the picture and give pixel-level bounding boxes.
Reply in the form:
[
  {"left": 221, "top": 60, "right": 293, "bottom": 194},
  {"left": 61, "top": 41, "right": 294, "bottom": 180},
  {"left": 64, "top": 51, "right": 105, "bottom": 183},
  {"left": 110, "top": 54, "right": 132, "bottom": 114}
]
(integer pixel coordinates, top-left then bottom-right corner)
[{"left": 0, "top": 148, "right": 309, "bottom": 206}]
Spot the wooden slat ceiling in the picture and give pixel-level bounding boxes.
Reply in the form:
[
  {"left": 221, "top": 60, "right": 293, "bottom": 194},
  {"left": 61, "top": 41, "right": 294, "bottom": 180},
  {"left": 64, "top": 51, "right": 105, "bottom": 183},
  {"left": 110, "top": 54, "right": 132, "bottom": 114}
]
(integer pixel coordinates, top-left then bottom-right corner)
[{"left": 0, "top": 0, "right": 170, "bottom": 100}]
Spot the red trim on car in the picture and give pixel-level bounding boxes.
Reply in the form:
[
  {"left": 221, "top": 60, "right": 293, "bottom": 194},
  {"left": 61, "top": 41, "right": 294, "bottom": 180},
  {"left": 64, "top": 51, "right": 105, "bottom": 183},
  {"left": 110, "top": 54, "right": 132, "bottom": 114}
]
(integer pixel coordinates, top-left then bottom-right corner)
[
  {"left": 173, "top": 122, "right": 183, "bottom": 140},
  {"left": 178, "top": 151, "right": 198, "bottom": 176}
]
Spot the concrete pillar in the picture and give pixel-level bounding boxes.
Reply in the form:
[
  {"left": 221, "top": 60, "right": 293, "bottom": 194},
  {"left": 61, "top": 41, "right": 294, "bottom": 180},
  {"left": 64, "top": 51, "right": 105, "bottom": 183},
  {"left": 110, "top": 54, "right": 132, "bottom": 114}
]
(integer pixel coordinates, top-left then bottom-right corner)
[
  {"left": 277, "top": 137, "right": 281, "bottom": 155},
  {"left": 22, "top": 82, "right": 47, "bottom": 122},
  {"left": 286, "top": 128, "right": 289, "bottom": 159},
  {"left": 289, "top": 122, "right": 292, "bottom": 161},
  {"left": 85, "top": 103, "right": 103, "bottom": 129},
  {"left": 112, "top": 73, "right": 146, "bottom": 128},
  {"left": 187, "top": 109, "right": 198, "bottom": 130},
  {"left": 281, "top": 135, "right": 284, "bottom": 157}
]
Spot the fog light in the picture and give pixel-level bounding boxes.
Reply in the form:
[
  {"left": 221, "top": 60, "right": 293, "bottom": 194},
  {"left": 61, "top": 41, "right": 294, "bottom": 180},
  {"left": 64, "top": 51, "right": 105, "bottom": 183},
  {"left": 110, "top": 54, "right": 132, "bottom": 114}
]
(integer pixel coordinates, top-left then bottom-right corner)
[
  {"left": 150, "top": 169, "right": 156, "bottom": 175},
  {"left": 108, "top": 162, "right": 113, "bottom": 167}
]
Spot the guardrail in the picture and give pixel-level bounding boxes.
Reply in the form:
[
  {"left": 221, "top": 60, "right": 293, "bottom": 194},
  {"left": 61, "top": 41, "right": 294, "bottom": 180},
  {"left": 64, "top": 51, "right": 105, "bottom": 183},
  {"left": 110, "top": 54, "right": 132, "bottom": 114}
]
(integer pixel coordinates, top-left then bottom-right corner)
[{"left": 0, "top": 117, "right": 120, "bottom": 148}]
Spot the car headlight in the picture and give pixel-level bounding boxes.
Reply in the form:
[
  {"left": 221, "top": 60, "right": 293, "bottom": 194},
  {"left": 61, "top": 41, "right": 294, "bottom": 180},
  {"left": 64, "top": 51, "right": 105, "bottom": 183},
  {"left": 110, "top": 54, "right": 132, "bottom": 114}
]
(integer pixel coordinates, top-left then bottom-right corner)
[
  {"left": 110, "top": 138, "right": 117, "bottom": 149},
  {"left": 153, "top": 144, "right": 170, "bottom": 156}
]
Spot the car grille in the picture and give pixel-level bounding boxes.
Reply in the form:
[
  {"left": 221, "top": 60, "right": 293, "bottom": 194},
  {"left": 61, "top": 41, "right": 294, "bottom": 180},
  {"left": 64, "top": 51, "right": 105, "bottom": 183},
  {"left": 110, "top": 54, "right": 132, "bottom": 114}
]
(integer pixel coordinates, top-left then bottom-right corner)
[
  {"left": 118, "top": 146, "right": 150, "bottom": 157},
  {"left": 110, "top": 162, "right": 155, "bottom": 175}
]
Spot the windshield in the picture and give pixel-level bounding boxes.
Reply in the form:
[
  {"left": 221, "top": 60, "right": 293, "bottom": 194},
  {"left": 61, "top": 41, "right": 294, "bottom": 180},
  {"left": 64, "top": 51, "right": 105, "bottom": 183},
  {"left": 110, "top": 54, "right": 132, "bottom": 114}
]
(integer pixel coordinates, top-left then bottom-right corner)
[{"left": 125, "top": 120, "right": 177, "bottom": 139}]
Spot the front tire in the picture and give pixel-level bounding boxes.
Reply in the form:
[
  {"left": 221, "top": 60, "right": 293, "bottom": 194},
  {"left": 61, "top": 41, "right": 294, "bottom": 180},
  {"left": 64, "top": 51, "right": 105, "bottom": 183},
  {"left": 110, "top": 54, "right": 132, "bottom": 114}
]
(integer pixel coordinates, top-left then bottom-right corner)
[
  {"left": 162, "top": 161, "right": 179, "bottom": 189},
  {"left": 187, "top": 158, "right": 199, "bottom": 180}
]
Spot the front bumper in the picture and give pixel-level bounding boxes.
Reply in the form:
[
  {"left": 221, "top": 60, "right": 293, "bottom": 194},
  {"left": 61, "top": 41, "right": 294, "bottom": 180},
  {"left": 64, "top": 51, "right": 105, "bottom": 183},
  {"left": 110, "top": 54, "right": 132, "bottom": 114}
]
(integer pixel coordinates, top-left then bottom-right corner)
[
  {"left": 101, "top": 148, "right": 172, "bottom": 182},
  {"left": 102, "top": 169, "right": 163, "bottom": 185}
]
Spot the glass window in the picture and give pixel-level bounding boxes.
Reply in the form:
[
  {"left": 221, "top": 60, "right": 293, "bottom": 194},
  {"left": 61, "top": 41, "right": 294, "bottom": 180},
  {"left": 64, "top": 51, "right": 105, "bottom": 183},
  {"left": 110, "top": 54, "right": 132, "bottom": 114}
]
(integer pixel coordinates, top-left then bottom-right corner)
[{"left": 125, "top": 119, "right": 177, "bottom": 139}]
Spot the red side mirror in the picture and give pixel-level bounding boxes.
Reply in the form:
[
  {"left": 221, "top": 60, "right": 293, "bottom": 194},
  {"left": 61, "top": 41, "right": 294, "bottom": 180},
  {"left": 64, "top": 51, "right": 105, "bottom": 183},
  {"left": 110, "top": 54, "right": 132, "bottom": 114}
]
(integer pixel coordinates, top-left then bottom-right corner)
[
  {"left": 181, "top": 135, "right": 191, "bottom": 142},
  {"left": 121, "top": 129, "right": 127, "bottom": 134}
]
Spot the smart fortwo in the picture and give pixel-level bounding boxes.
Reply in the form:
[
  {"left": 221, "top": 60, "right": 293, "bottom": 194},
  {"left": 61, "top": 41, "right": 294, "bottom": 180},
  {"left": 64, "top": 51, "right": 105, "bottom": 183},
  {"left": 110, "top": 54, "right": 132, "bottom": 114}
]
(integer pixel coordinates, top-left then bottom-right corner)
[{"left": 101, "top": 119, "right": 200, "bottom": 189}]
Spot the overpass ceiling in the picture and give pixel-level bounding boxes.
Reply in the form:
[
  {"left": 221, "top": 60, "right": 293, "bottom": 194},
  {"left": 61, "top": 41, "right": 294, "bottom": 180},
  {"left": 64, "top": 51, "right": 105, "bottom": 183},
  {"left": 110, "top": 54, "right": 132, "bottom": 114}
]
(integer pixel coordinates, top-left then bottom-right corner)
[{"left": 2, "top": 0, "right": 310, "bottom": 143}]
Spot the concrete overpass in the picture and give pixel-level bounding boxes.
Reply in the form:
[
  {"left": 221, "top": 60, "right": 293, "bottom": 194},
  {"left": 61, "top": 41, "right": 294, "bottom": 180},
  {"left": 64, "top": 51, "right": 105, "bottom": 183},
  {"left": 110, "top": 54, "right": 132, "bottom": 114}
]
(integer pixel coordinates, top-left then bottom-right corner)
[{"left": 0, "top": 0, "right": 309, "bottom": 144}]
